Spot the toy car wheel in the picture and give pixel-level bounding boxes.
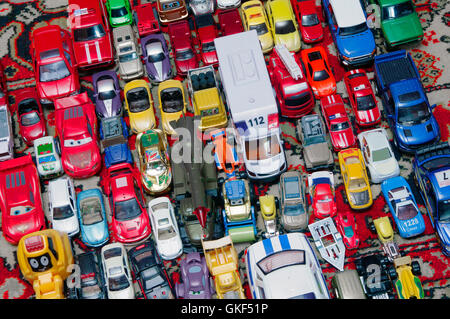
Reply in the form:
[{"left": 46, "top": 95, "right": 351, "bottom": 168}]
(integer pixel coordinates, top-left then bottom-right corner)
[
  {"left": 365, "top": 216, "right": 376, "bottom": 234},
  {"left": 412, "top": 260, "right": 421, "bottom": 276},
  {"left": 388, "top": 266, "right": 398, "bottom": 280},
  {"left": 54, "top": 136, "right": 61, "bottom": 156}
]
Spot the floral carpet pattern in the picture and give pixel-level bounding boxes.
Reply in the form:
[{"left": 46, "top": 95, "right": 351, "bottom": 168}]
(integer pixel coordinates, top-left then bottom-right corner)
[{"left": 0, "top": 0, "right": 449, "bottom": 299}]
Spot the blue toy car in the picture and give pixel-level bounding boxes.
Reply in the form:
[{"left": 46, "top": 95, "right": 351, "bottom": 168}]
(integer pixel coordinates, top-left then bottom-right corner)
[
  {"left": 76, "top": 188, "right": 109, "bottom": 247},
  {"left": 322, "top": 0, "right": 376, "bottom": 66},
  {"left": 413, "top": 142, "right": 450, "bottom": 256},
  {"left": 381, "top": 176, "right": 426, "bottom": 238},
  {"left": 99, "top": 116, "right": 133, "bottom": 168}
]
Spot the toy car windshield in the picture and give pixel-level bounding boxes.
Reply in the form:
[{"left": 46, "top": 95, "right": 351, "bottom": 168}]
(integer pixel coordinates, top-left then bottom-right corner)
[{"left": 256, "top": 249, "right": 305, "bottom": 275}]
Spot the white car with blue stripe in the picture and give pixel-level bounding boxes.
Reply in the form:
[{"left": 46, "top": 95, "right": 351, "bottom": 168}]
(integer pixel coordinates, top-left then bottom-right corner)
[{"left": 245, "top": 233, "right": 330, "bottom": 299}]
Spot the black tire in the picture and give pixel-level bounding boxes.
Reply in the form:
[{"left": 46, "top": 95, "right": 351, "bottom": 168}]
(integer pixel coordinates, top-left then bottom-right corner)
[
  {"left": 54, "top": 136, "right": 61, "bottom": 156},
  {"left": 411, "top": 260, "right": 421, "bottom": 276},
  {"left": 355, "top": 262, "right": 365, "bottom": 275},
  {"left": 365, "top": 216, "right": 376, "bottom": 234},
  {"left": 388, "top": 266, "right": 398, "bottom": 280}
]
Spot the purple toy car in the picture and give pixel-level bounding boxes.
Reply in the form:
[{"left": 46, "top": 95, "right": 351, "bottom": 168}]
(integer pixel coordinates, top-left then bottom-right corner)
[
  {"left": 92, "top": 70, "right": 122, "bottom": 118},
  {"left": 175, "top": 252, "right": 214, "bottom": 299},
  {"left": 141, "top": 33, "right": 173, "bottom": 83}
]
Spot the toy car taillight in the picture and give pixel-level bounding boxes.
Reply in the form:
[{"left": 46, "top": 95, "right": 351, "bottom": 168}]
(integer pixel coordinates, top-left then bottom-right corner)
[
  {"left": 24, "top": 235, "right": 45, "bottom": 253},
  {"left": 268, "top": 113, "right": 279, "bottom": 130}
]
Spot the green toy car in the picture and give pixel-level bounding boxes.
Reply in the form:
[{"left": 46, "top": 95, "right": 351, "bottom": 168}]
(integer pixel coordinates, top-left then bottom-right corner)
[{"left": 105, "top": 0, "right": 133, "bottom": 27}]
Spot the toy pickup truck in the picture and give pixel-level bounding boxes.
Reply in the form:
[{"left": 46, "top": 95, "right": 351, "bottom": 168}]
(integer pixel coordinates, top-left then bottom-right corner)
[
  {"left": 374, "top": 50, "right": 440, "bottom": 153},
  {"left": 202, "top": 235, "right": 246, "bottom": 299}
]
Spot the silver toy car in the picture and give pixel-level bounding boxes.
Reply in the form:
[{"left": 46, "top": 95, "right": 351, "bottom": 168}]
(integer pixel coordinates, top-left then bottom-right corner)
[{"left": 113, "top": 25, "right": 144, "bottom": 81}]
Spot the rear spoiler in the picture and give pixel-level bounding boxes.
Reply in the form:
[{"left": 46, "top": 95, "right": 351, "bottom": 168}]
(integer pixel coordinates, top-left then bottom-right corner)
[{"left": 0, "top": 154, "right": 34, "bottom": 172}]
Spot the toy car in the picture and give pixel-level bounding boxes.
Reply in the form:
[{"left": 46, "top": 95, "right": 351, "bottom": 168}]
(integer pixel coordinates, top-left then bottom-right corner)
[
  {"left": 331, "top": 269, "right": 366, "bottom": 299},
  {"left": 0, "top": 154, "right": 46, "bottom": 244},
  {"left": 67, "top": 0, "right": 114, "bottom": 69},
  {"left": 71, "top": 251, "right": 106, "bottom": 299},
  {"left": 388, "top": 255, "right": 424, "bottom": 299},
  {"left": 279, "top": 171, "right": 308, "bottom": 231},
  {"left": 344, "top": 68, "right": 381, "bottom": 127},
  {"left": 168, "top": 20, "right": 199, "bottom": 75},
  {"left": 16, "top": 88, "right": 46, "bottom": 146},
  {"left": 92, "top": 70, "right": 122, "bottom": 118},
  {"left": 133, "top": 1, "right": 161, "bottom": 37},
  {"left": 217, "top": 0, "right": 240, "bottom": 9},
  {"left": 124, "top": 79, "right": 156, "bottom": 134},
  {"left": 246, "top": 233, "right": 330, "bottom": 299},
  {"left": 100, "top": 242, "right": 135, "bottom": 299},
  {"left": 357, "top": 128, "right": 400, "bottom": 183},
  {"left": 291, "top": 0, "right": 323, "bottom": 43},
  {"left": 194, "top": 14, "right": 219, "bottom": 66},
  {"left": 99, "top": 116, "right": 133, "bottom": 168},
  {"left": 217, "top": 8, "right": 243, "bottom": 36},
  {"left": 100, "top": 162, "right": 151, "bottom": 244},
  {"left": 300, "top": 46, "right": 336, "bottom": 98},
  {"left": 76, "top": 188, "right": 109, "bottom": 247},
  {"left": 189, "top": 0, "right": 215, "bottom": 16},
  {"left": 241, "top": 0, "right": 274, "bottom": 53},
  {"left": 33, "top": 136, "right": 63, "bottom": 179},
  {"left": 54, "top": 93, "right": 102, "bottom": 179},
  {"left": 157, "top": 0, "right": 188, "bottom": 24},
  {"left": 366, "top": 215, "right": 401, "bottom": 261},
  {"left": 48, "top": 177, "right": 79, "bottom": 237},
  {"left": 176, "top": 252, "right": 214, "bottom": 299},
  {"left": 338, "top": 148, "right": 373, "bottom": 210},
  {"left": 210, "top": 129, "right": 241, "bottom": 178},
  {"left": 31, "top": 25, "right": 80, "bottom": 104},
  {"left": 17, "top": 229, "right": 73, "bottom": 299},
  {"left": 335, "top": 210, "right": 359, "bottom": 249},
  {"left": 128, "top": 241, "right": 174, "bottom": 299},
  {"left": 113, "top": 25, "right": 144, "bottom": 81},
  {"left": 265, "top": 0, "right": 301, "bottom": 52},
  {"left": 0, "top": 104, "right": 14, "bottom": 161},
  {"left": 322, "top": 0, "right": 376, "bottom": 66},
  {"left": 258, "top": 195, "right": 279, "bottom": 238},
  {"left": 297, "top": 114, "right": 334, "bottom": 171},
  {"left": 105, "top": 0, "right": 133, "bottom": 27},
  {"left": 308, "top": 171, "right": 337, "bottom": 219},
  {"left": 135, "top": 129, "right": 172, "bottom": 195},
  {"left": 141, "top": 33, "right": 172, "bottom": 83},
  {"left": 355, "top": 254, "right": 394, "bottom": 299},
  {"left": 158, "top": 79, "right": 187, "bottom": 136}
]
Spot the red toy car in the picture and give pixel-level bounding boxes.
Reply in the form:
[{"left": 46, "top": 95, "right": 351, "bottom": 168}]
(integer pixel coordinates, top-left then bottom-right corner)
[
  {"left": 218, "top": 8, "right": 243, "bottom": 36},
  {"left": 16, "top": 88, "right": 46, "bottom": 146},
  {"left": 100, "top": 162, "right": 151, "bottom": 244},
  {"left": 67, "top": 0, "right": 114, "bottom": 69},
  {"left": 168, "top": 20, "right": 199, "bottom": 75},
  {"left": 291, "top": 0, "right": 323, "bottom": 43},
  {"left": 308, "top": 171, "right": 337, "bottom": 219},
  {"left": 320, "top": 94, "right": 356, "bottom": 152},
  {"left": 0, "top": 154, "right": 46, "bottom": 244},
  {"left": 54, "top": 92, "right": 102, "bottom": 179},
  {"left": 133, "top": 1, "right": 161, "bottom": 37},
  {"left": 344, "top": 69, "right": 381, "bottom": 127},
  {"left": 0, "top": 61, "right": 8, "bottom": 108},
  {"left": 194, "top": 14, "right": 219, "bottom": 66},
  {"left": 335, "top": 210, "right": 359, "bottom": 250},
  {"left": 31, "top": 25, "right": 80, "bottom": 104},
  {"left": 267, "top": 44, "right": 314, "bottom": 118}
]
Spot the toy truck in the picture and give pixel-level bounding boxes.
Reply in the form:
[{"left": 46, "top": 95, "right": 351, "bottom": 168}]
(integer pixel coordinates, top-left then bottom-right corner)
[
  {"left": 132, "top": 0, "right": 161, "bottom": 37},
  {"left": 373, "top": 50, "right": 440, "bottom": 153},
  {"left": 99, "top": 116, "right": 133, "bottom": 168},
  {"left": 186, "top": 66, "right": 228, "bottom": 132},
  {"left": 202, "top": 235, "right": 246, "bottom": 299}
]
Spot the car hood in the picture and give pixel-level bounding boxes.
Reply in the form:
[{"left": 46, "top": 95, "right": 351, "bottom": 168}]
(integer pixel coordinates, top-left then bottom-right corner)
[
  {"left": 4, "top": 210, "right": 44, "bottom": 244},
  {"left": 119, "top": 58, "right": 143, "bottom": 77},
  {"left": 302, "top": 24, "right": 323, "bottom": 41},
  {"left": 336, "top": 31, "right": 375, "bottom": 58},
  {"left": 82, "top": 222, "right": 109, "bottom": 245},
  {"left": 108, "top": 285, "right": 134, "bottom": 299},
  {"left": 264, "top": 266, "right": 317, "bottom": 299},
  {"left": 38, "top": 75, "right": 77, "bottom": 100},
  {"left": 53, "top": 215, "right": 79, "bottom": 235},
  {"left": 395, "top": 117, "right": 439, "bottom": 146},
  {"left": 382, "top": 14, "right": 423, "bottom": 43},
  {"left": 21, "top": 120, "right": 45, "bottom": 144},
  {"left": 314, "top": 199, "right": 336, "bottom": 218},
  {"left": 96, "top": 96, "right": 121, "bottom": 118},
  {"left": 157, "top": 235, "right": 183, "bottom": 258},
  {"left": 105, "top": 144, "right": 131, "bottom": 167},
  {"left": 330, "top": 129, "right": 355, "bottom": 150},
  {"left": 146, "top": 58, "right": 171, "bottom": 82},
  {"left": 436, "top": 221, "right": 450, "bottom": 248},
  {"left": 281, "top": 210, "right": 308, "bottom": 230},
  {"left": 275, "top": 32, "right": 300, "bottom": 52},
  {"left": 62, "top": 142, "right": 100, "bottom": 172},
  {"left": 115, "top": 213, "right": 149, "bottom": 241},
  {"left": 371, "top": 158, "right": 399, "bottom": 176},
  {"left": 304, "top": 143, "right": 332, "bottom": 165}
]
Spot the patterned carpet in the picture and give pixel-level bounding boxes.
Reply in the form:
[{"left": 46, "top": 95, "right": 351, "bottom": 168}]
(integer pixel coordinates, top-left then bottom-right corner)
[{"left": 0, "top": 0, "right": 449, "bottom": 299}]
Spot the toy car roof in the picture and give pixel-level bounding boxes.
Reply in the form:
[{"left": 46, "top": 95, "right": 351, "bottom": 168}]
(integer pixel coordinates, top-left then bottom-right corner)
[
  {"left": 225, "top": 180, "right": 246, "bottom": 200},
  {"left": 140, "top": 131, "right": 159, "bottom": 148}
]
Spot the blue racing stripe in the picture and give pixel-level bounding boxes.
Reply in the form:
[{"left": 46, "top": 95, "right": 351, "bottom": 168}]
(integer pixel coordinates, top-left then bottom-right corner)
[
  {"left": 279, "top": 234, "right": 291, "bottom": 250},
  {"left": 262, "top": 237, "right": 274, "bottom": 255}
]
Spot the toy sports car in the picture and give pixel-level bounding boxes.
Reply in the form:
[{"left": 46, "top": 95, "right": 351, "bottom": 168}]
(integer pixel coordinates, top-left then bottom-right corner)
[
  {"left": 292, "top": 0, "right": 323, "bottom": 43},
  {"left": 92, "top": 70, "right": 122, "bottom": 118},
  {"left": 158, "top": 79, "right": 187, "bottom": 136},
  {"left": 194, "top": 14, "right": 219, "bottom": 66},
  {"left": 241, "top": 0, "right": 274, "bottom": 53},
  {"left": 124, "top": 80, "right": 156, "bottom": 134},
  {"left": 308, "top": 171, "right": 337, "bottom": 219},
  {"left": 105, "top": 0, "right": 133, "bottom": 27},
  {"left": 301, "top": 46, "right": 336, "bottom": 98},
  {"left": 168, "top": 20, "right": 199, "bottom": 75},
  {"left": 335, "top": 210, "right": 359, "bottom": 250},
  {"left": 141, "top": 33, "right": 173, "bottom": 83},
  {"left": 16, "top": 88, "right": 46, "bottom": 146},
  {"left": 176, "top": 252, "right": 214, "bottom": 299}
]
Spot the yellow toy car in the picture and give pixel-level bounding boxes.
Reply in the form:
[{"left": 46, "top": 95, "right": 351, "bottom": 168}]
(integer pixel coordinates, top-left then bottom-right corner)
[
  {"left": 265, "top": 0, "right": 300, "bottom": 52},
  {"left": 124, "top": 79, "right": 156, "bottom": 134},
  {"left": 338, "top": 148, "right": 373, "bottom": 210},
  {"left": 241, "top": 0, "right": 274, "bottom": 53},
  {"left": 366, "top": 215, "right": 401, "bottom": 261},
  {"left": 258, "top": 195, "right": 279, "bottom": 238},
  {"left": 17, "top": 229, "right": 73, "bottom": 299},
  {"left": 202, "top": 235, "right": 246, "bottom": 299},
  {"left": 389, "top": 256, "right": 424, "bottom": 299},
  {"left": 157, "top": 79, "right": 187, "bottom": 136},
  {"left": 135, "top": 129, "right": 172, "bottom": 195}
]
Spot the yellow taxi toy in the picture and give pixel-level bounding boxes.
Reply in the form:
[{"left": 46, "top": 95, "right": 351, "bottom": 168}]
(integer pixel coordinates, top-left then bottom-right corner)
[
  {"left": 241, "top": 0, "right": 274, "bottom": 53},
  {"left": 17, "top": 229, "right": 73, "bottom": 299},
  {"left": 124, "top": 79, "right": 156, "bottom": 134},
  {"left": 157, "top": 79, "right": 187, "bottom": 136}
]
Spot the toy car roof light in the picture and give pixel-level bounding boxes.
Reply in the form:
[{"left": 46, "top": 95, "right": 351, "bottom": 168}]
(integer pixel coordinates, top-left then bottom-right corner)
[
  {"left": 24, "top": 235, "right": 45, "bottom": 253},
  {"left": 274, "top": 44, "right": 303, "bottom": 80}
]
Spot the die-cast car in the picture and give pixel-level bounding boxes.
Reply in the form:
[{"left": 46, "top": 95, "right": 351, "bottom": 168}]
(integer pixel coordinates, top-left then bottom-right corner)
[
  {"left": 344, "top": 68, "right": 381, "bottom": 127},
  {"left": 133, "top": 1, "right": 161, "bottom": 37},
  {"left": 308, "top": 171, "right": 337, "bottom": 219},
  {"left": 99, "top": 116, "right": 133, "bottom": 168},
  {"left": 101, "top": 243, "right": 135, "bottom": 299},
  {"left": 0, "top": 154, "right": 46, "bottom": 244},
  {"left": 339, "top": 148, "right": 373, "bottom": 210},
  {"left": 16, "top": 88, "right": 46, "bottom": 146},
  {"left": 0, "top": 104, "right": 14, "bottom": 162},
  {"left": 241, "top": 0, "right": 274, "bottom": 53},
  {"left": 176, "top": 252, "right": 214, "bottom": 299},
  {"left": 48, "top": 177, "right": 79, "bottom": 237},
  {"left": 357, "top": 128, "right": 400, "bottom": 183},
  {"left": 129, "top": 241, "right": 174, "bottom": 299},
  {"left": 335, "top": 210, "right": 359, "bottom": 249},
  {"left": 76, "top": 188, "right": 109, "bottom": 247},
  {"left": 279, "top": 171, "right": 308, "bottom": 231},
  {"left": 33, "top": 136, "right": 63, "bottom": 179},
  {"left": 124, "top": 80, "right": 156, "bottom": 134},
  {"left": 158, "top": 79, "right": 187, "bottom": 136},
  {"left": 322, "top": 0, "right": 376, "bottom": 66},
  {"left": 31, "top": 25, "right": 80, "bottom": 104},
  {"left": 388, "top": 255, "right": 424, "bottom": 299},
  {"left": 92, "top": 70, "right": 122, "bottom": 118},
  {"left": 141, "top": 33, "right": 172, "bottom": 83},
  {"left": 72, "top": 251, "right": 106, "bottom": 299},
  {"left": 218, "top": 9, "right": 244, "bottom": 36},
  {"left": 355, "top": 254, "right": 394, "bottom": 299},
  {"left": 113, "top": 25, "right": 144, "bottom": 81},
  {"left": 245, "top": 233, "right": 330, "bottom": 299},
  {"left": 189, "top": 0, "right": 215, "bottom": 16},
  {"left": 168, "top": 20, "right": 199, "bottom": 75},
  {"left": 331, "top": 269, "right": 366, "bottom": 299},
  {"left": 366, "top": 215, "right": 401, "bottom": 261},
  {"left": 320, "top": 94, "right": 356, "bottom": 152},
  {"left": 67, "top": 0, "right": 114, "bottom": 69},
  {"left": 157, "top": 0, "right": 189, "bottom": 24},
  {"left": 217, "top": 0, "right": 240, "bottom": 9},
  {"left": 211, "top": 129, "right": 241, "bottom": 178},
  {"left": 194, "top": 14, "right": 219, "bottom": 66},
  {"left": 292, "top": 0, "right": 323, "bottom": 43},
  {"left": 105, "top": 0, "right": 133, "bottom": 27},
  {"left": 301, "top": 46, "right": 336, "bottom": 98}
]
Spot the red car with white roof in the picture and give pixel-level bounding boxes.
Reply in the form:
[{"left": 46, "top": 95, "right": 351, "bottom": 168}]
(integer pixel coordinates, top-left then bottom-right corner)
[
  {"left": 16, "top": 88, "right": 46, "bottom": 146},
  {"left": 100, "top": 162, "right": 151, "bottom": 244},
  {"left": 291, "top": 0, "right": 323, "bottom": 43},
  {"left": 320, "top": 94, "right": 356, "bottom": 151},
  {"left": 54, "top": 92, "right": 101, "bottom": 179},
  {"left": 168, "top": 20, "right": 199, "bottom": 75},
  {"left": 31, "top": 25, "right": 80, "bottom": 104},
  {"left": 344, "top": 68, "right": 381, "bottom": 127},
  {"left": 67, "top": 0, "right": 114, "bottom": 69}
]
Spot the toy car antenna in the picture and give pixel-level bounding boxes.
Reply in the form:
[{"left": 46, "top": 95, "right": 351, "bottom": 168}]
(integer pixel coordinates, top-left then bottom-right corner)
[{"left": 274, "top": 44, "right": 303, "bottom": 80}]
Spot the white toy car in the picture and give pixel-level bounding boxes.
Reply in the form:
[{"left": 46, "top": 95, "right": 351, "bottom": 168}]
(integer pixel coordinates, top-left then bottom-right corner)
[
  {"left": 357, "top": 128, "right": 400, "bottom": 183},
  {"left": 216, "top": 0, "right": 240, "bottom": 9},
  {"left": 33, "top": 136, "right": 63, "bottom": 179},
  {"left": 101, "top": 243, "right": 135, "bottom": 299},
  {"left": 47, "top": 176, "right": 79, "bottom": 236},
  {"left": 245, "top": 233, "right": 330, "bottom": 299},
  {"left": 148, "top": 197, "right": 183, "bottom": 260},
  {"left": 0, "top": 104, "right": 14, "bottom": 162}
]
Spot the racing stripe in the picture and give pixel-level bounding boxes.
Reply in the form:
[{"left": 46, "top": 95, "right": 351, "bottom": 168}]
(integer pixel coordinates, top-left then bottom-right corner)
[
  {"left": 85, "top": 43, "right": 92, "bottom": 64},
  {"left": 95, "top": 41, "right": 102, "bottom": 62},
  {"left": 262, "top": 237, "right": 274, "bottom": 255},
  {"left": 279, "top": 234, "right": 291, "bottom": 250}
]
